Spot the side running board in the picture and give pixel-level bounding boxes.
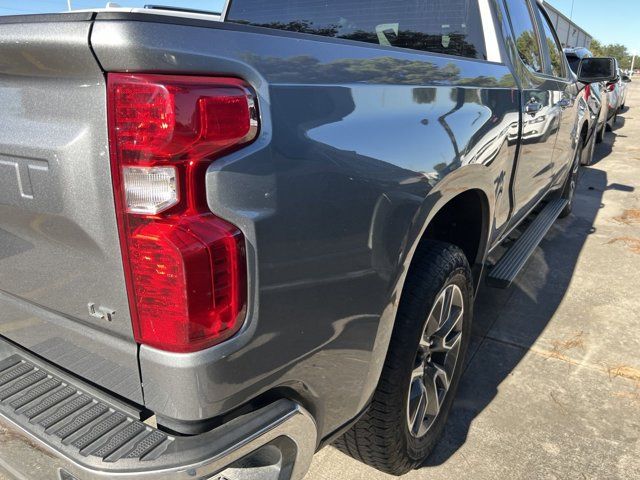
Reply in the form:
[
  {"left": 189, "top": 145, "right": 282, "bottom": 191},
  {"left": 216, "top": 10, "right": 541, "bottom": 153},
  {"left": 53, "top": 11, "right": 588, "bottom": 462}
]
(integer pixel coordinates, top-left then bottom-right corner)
[{"left": 487, "top": 198, "right": 568, "bottom": 289}]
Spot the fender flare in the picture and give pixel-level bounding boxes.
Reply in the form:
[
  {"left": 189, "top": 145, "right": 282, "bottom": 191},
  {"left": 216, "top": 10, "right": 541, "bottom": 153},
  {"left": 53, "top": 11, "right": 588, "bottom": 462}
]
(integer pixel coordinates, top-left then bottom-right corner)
[
  {"left": 401, "top": 165, "right": 496, "bottom": 274},
  {"left": 363, "top": 165, "right": 497, "bottom": 405}
]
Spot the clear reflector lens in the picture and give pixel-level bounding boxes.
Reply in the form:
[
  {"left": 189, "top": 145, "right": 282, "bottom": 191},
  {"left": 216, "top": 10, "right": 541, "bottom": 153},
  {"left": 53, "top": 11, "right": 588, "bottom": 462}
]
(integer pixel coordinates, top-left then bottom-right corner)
[{"left": 123, "top": 166, "right": 178, "bottom": 214}]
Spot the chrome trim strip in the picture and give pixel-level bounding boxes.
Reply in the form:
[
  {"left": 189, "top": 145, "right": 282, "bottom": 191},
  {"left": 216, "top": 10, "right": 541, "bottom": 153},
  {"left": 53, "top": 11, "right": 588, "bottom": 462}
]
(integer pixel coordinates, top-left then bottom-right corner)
[
  {"left": 220, "top": 0, "right": 232, "bottom": 21},
  {"left": 479, "top": 0, "right": 502, "bottom": 63},
  {"left": 72, "top": 7, "right": 223, "bottom": 21}
]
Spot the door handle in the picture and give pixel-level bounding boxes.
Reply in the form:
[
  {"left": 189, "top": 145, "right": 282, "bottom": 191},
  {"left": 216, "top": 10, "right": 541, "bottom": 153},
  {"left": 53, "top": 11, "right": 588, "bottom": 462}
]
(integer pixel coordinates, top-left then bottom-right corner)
[
  {"left": 557, "top": 98, "right": 571, "bottom": 109},
  {"left": 524, "top": 101, "right": 543, "bottom": 116}
]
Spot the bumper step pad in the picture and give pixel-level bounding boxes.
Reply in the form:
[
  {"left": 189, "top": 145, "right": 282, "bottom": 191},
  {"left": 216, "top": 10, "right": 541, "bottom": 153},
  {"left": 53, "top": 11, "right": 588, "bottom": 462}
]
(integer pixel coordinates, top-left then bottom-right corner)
[
  {"left": 0, "top": 350, "right": 317, "bottom": 479},
  {"left": 0, "top": 355, "right": 171, "bottom": 463}
]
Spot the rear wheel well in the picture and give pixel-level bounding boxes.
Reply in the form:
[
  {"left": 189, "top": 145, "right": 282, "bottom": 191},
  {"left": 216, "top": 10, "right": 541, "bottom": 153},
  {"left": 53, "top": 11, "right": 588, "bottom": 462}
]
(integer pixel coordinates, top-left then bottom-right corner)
[{"left": 418, "top": 190, "right": 488, "bottom": 279}]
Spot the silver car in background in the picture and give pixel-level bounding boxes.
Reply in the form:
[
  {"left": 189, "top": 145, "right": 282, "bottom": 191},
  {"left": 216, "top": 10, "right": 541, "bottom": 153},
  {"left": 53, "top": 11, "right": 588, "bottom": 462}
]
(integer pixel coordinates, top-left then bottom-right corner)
[
  {"left": 617, "top": 65, "right": 631, "bottom": 110},
  {"left": 565, "top": 47, "right": 609, "bottom": 144},
  {"left": 607, "top": 62, "right": 632, "bottom": 128}
]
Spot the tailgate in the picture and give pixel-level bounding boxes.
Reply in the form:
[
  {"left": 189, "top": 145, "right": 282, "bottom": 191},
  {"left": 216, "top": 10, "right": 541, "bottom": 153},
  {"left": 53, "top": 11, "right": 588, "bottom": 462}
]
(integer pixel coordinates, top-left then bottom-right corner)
[{"left": 0, "top": 15, "right": 142, "bottom": 403}]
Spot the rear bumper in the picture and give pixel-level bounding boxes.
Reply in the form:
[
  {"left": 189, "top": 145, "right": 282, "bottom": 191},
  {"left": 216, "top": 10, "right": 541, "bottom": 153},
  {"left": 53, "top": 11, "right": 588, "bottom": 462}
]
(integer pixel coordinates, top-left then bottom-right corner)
[{"left": 0, "top": 342, "right": 317, "bottom": 480}]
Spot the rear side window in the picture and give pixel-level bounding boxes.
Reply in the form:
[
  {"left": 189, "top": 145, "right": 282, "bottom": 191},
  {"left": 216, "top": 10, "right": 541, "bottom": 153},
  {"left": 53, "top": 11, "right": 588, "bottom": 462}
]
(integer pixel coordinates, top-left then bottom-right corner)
[
  {"left": 503, "top": 0, "right": 543, "bottom": 74},
  {"left": 227, "top": 0, "right": 488, "bottom": 60},
  {"left": 537, "top": 6, "right": 566, "bottom": 78}
]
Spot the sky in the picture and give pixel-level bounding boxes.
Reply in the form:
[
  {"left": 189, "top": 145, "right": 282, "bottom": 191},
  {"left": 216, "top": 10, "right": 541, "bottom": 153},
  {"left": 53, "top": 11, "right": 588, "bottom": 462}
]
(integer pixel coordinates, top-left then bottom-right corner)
[
  {"left": 547, "top": 0, "right": 640, "bottom": 54},
  {"left": 0, "top": 0, "right": 638, "bottom": 55}
]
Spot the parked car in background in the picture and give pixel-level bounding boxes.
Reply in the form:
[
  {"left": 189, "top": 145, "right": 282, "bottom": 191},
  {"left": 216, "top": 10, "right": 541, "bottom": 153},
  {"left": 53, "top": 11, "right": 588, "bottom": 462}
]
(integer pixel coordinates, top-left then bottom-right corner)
[
  {"left": 606, "top": 82, "right": 621, "bottom": 127},
  {"left": 618, "top": 67, "right": 631, "bottom": 110},
  {"left": 564, "top": 48, "right": 608, "bottom": 165},
  {"left": 565, "top": 47, "right": 609, "bottom": 147},
  {"left": 0, "top": 0, "right": 617, "bottom": 478},
  {"left": 606, "top": 60, "right": 634, "bottom": 128}
]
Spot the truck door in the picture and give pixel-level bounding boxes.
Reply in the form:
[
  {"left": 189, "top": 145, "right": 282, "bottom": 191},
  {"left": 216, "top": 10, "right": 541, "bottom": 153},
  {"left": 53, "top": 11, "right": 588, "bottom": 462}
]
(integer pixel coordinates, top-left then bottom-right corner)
[
  {"left": 503, "top": 0, "right": 562, "bottom": 225},
  {"left": 535, "top": 3, "right": 578, "bottom": 187}
]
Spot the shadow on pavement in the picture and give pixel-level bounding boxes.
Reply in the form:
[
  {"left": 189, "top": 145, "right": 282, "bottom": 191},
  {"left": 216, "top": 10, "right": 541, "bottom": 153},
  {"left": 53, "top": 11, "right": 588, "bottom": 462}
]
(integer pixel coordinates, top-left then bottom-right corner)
[
  {"left": 422, "top": 106, "right": 635, "bottom": 468},
  {"left": 591, "top": 113, "right": 626, "bottom": 165}
]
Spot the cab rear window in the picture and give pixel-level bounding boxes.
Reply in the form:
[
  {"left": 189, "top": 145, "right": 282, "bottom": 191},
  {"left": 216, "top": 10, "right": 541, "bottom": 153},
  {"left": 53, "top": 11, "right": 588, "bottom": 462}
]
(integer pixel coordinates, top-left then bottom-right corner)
[{"left": 227, "top": 0, "right": 488, "bottom": 60}]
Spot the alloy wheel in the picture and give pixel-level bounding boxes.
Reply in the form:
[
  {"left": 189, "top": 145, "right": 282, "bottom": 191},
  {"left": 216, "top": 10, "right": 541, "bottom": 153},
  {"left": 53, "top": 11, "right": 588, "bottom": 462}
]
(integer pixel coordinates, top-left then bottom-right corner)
[{"left": 406, "top": 283, "right": 464, "bottom": 438}]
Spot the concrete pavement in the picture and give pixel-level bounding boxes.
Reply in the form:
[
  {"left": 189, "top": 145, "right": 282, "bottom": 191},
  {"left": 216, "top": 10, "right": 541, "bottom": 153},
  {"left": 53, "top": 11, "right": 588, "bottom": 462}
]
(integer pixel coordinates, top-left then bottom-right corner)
[{"left": 307, "top": 82, "right": 640, "bottom": 480}]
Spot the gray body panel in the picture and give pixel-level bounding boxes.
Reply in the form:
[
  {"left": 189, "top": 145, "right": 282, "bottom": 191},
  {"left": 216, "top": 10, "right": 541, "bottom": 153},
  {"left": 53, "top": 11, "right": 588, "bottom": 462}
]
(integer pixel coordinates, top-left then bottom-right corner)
[
  {"left": 91, "top": 15, "right": 521, "bottom": 436},
  {"left": 0, "top": 18, "right": 142, "bottom": 403},
  {"left": 0, "top": 1, "right": 578, "bottom": 443}
]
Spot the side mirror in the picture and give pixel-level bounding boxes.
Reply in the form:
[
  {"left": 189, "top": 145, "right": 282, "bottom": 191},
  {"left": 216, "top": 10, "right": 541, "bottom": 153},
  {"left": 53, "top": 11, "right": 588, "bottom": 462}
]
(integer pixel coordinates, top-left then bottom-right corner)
[
  {"left": 577, "top": 57, "right": 618, "bottom": 84},
  {"left": 622, "top": 75, "right": 632, "bottom": 83}
]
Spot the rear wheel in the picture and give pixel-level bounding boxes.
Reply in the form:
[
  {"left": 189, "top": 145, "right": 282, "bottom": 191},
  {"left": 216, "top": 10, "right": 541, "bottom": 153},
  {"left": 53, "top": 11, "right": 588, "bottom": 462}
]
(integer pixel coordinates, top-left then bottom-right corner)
[{"left": 334, "top": 241, "right": 473, "bottom": 475}]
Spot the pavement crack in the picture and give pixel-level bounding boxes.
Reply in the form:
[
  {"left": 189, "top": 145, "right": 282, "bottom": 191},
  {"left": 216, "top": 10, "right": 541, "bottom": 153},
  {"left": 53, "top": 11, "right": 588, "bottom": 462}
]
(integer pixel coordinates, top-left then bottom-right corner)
[{"left": 549, "top": 391, "right": 569, "bottom": 414}]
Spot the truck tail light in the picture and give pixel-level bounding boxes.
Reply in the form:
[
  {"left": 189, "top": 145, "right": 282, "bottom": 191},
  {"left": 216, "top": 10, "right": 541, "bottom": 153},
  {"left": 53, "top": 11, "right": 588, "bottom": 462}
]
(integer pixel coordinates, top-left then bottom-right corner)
[
  {"left": 107, "top": 73, "right": 257, "bottom": 353},
  {"left": 584, "top": 84, "right": 591, "bottom": 101}
]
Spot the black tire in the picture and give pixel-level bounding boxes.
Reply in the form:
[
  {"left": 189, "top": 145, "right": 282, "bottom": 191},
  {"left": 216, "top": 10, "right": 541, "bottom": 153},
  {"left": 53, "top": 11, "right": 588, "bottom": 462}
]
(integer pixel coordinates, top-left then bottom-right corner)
[
  {"left": 595, "top": 121, "right": 605, "bottom": 144},
  {"left": 559, "top": 141, "right": 583, "bottom": 218},
  {"left": 581, "top": 131, "right": 596, "bottom": 166},
  {"left": 606, "top": 113, "right": 616, "bottom": 131},
  {"left": 334, "top": 241, "right": 473, "bottom": 475}
]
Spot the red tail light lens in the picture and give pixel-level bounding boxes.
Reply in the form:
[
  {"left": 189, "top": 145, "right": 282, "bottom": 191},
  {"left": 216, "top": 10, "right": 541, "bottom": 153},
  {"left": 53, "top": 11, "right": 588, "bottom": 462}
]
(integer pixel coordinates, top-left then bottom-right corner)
[
  {"left": 108, "top": 74, "right": 257, "bottom": 353},
  {"left": 584, "top": 84, "right": 591, "bottom": 101}
]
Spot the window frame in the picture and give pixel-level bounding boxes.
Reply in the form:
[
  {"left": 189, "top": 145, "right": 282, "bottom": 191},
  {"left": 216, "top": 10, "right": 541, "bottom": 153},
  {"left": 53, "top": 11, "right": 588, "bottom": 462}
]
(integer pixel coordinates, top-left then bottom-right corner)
[
  {"left": 534, "top": 3, "right": 570, "bottom": 81},
  {"left": 502, "top": 0, "right": 546, "bottom": 76}
]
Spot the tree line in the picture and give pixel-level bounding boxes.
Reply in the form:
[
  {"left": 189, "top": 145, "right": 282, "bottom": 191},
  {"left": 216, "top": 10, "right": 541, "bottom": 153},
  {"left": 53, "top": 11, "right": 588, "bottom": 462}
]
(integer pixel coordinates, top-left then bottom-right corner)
[{"left": 589, "top": 39, "right": 636, "bottom": 70}]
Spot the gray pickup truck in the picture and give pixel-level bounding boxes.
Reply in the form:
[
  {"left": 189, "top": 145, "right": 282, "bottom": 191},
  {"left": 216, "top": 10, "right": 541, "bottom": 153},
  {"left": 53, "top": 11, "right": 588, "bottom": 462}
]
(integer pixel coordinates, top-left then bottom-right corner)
[{"left": 0, "top": 1, "right": 617, "bottom": 479}]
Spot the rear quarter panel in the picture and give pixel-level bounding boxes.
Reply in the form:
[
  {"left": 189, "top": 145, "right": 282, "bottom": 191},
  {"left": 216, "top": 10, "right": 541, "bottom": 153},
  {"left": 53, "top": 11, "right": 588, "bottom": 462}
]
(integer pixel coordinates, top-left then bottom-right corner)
[{"left": 91, "top": 15, "right": 520, "bottom": 437}]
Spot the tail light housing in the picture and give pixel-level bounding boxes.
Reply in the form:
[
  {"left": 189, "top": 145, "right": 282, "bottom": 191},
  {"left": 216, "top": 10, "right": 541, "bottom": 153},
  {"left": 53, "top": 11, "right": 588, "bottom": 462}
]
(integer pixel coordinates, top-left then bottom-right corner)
[
  {"left": 584, "top": 84, "right": 591, "bottom": 101},
  {"left": 107, "top": 74, "right": 257, "bottom": 353}
]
